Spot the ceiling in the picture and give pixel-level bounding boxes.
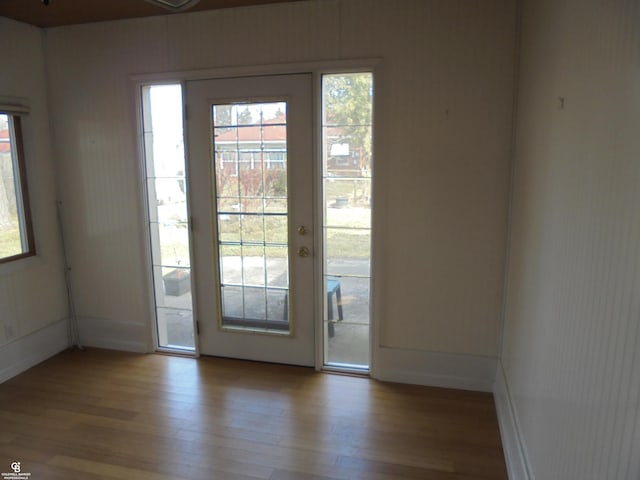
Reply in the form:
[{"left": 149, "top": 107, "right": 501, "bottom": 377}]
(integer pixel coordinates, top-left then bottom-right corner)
[{"left": 0, "top": 0, "right": 304, "bottom": 28}]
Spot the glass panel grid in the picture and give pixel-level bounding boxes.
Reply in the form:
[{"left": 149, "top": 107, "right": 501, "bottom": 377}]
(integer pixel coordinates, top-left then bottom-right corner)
[
  {"left": 322, "top": 73, "right": 373, "bottom": 368},
  {"left": 213, "top": 101, "right": 290, "bottom": 331},
  {"left": 143, "top": 84, "right": 195, "bottom": 352}
]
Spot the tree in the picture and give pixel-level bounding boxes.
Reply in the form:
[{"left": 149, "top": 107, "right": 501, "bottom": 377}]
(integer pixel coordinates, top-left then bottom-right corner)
[
  {"left": 238, "top": 106, "right": 253, "bottom": 124},
  {"left": 323, "top": 74, "right": 373, "bottom": 205},
  {"left": 213, "top": 104, "right": 233, "bottom": 126},
  {"left": 323, "top": 73, "right": 373, "bottom": 172}
]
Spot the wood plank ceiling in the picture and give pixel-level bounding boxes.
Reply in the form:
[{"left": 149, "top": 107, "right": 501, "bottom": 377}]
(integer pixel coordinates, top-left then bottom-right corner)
[{"left": 0, "top": 0, "right": 304, "bottom": 28}]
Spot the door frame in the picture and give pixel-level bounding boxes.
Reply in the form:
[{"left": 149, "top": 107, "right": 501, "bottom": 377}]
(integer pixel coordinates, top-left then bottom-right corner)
[{"left": 132, "top": 58, "right": 382, "bottom": 373}]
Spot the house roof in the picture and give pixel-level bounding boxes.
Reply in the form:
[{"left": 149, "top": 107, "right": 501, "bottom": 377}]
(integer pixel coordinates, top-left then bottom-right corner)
[
  {"left": 0, "top": 129, "right": 10, "bottom": 154},
  {"left": 215, "top": 114, "right": 286, "bottom": 143}
]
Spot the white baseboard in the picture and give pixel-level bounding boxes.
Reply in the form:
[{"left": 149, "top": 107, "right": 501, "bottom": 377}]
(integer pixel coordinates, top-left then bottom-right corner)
[
  {"left": 494, "top": 360, "right": 533, "bottom": 480},
  {"left": 77, "top": 316, "right": 149, "bottom": 353},
  {"left": 373, "top": 345, "right": 498, "bottom": 392},
  {"left": 0, "top": 318, "right": 70, "bottom": 384}
]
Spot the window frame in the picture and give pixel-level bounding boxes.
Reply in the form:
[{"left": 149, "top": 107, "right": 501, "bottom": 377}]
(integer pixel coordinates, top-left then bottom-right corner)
[{"left": 0, "top": 113, "right": 35, "bottom": 264}]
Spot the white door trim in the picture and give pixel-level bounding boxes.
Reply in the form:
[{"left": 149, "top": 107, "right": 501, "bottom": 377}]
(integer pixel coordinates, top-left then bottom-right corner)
[{"left": 132, "top": 58, "right": 382, "bottom": 371}]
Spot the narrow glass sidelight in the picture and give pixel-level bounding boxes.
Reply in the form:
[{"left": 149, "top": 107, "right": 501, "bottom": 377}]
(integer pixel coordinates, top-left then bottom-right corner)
[
  {"left": 142, "top": 84, "right": 196, "bottom": 352},
  {"left": 322, "top": 72, "right": 374, "bottom": 369},
  {"left": 212, "top": 101, "right": 291, "bottom": 333}
]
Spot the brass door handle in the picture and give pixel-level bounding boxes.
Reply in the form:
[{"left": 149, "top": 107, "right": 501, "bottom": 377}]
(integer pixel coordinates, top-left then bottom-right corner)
[
  {"left": 297, "top": 225, "right": 308, "bottom": 235},
  {"left": 297, "top": 246, "right": 310, "bottom": 257}
]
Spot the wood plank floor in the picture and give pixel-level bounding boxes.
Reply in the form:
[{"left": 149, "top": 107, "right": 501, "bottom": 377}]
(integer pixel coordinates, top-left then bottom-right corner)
[{"left": 0, "top": 349, "right": 507, "bottom": 479}]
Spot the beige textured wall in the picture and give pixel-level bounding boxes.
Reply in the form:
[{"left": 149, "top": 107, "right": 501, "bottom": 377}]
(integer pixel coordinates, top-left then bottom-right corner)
[
  {"left": 0, "top": 18, "right": 67, "bottom": 347},
  {"left": 501, "top": 0, "right": 640, "bottom": 478},
  {"left": 44, "top": 0, "right": 515, "bottom": 359}
]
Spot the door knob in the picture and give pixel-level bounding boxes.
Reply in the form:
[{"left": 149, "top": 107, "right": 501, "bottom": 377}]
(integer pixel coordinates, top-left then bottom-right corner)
[
  {"left": 297, "top": 225, "right": 308, "bottom": 235},
  {"left": 297, "top": 246, "right": 310, "bottom": 257}
]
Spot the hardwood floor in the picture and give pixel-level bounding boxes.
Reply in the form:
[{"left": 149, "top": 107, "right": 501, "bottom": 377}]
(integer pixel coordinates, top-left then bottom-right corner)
[{"left": 0, "top": 349, "right": 507, "bottom": 479}]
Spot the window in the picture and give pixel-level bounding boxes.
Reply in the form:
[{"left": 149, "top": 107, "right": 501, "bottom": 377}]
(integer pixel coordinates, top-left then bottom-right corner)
[
  {"left": 0, "top": 112, "right": 34, "bottom": 263},
  {"left": 322, "top": 72, "right": 373, "bottom": 369},
  {"left": 141, "top": 84, "right": 195, "bottom": 351}
]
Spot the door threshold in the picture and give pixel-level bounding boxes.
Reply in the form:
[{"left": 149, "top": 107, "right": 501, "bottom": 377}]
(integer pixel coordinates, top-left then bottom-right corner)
[
  {"left": 323, "top": 363, "right": 370, "bottom": 376},
  {"left": 155, "top": 348, "right": 197, "bottom": 358}
]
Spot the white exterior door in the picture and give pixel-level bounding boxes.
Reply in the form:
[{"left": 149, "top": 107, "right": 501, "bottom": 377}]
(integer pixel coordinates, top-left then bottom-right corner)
[{"left": 185, "top": 74, "right": 315, "bottom": 366}]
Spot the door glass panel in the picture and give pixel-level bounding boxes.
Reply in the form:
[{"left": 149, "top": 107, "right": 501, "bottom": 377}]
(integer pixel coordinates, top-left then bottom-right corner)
[
  {"left": 156, "top": 307, "right": 195, "bottom": 350},
  {"left": 327, "top": 324, "right": 370, "bottom": 367},
  {"left": 212, "top": 101, "right": 290, "bottom": 332},
  {"left": 265, "top": 246, "right": 288, "bottom": 287},
  {"left": 322, "top": 73, "right": 373, "bottom": 369}
]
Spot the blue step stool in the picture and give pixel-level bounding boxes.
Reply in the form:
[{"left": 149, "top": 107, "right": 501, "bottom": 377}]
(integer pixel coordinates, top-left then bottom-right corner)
[
  {"left": 326, "top": 278, "right": 344, "bottom": 338},
  {"left": 282, "top": 278, "right": 343, "bottom": 337}
]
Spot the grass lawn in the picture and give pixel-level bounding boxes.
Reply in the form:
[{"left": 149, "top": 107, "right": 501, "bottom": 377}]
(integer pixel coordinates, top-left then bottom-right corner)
[
  {"left": 159, "top": 179, "right": 372, "bottom": 265},
  {"left": 161, "top": 210, "right": 371, "bottom": 263}
]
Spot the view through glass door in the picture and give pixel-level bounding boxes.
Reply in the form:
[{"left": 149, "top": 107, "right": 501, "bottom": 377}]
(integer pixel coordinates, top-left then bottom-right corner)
[
  {"left": 142, "top": 72, "right": 374, "bottom": 368},
  {"left": 141, "top": 84, "right": 195, "bottom": 352},
  {"left": 212, "top": 100, "right": 291, "bottom": 331},
  {"left": 322, "top": 72, "right": 373, "bottom": 369},
  {"left": 186, "top": 74, "right": 315, "bottom": 366}
]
